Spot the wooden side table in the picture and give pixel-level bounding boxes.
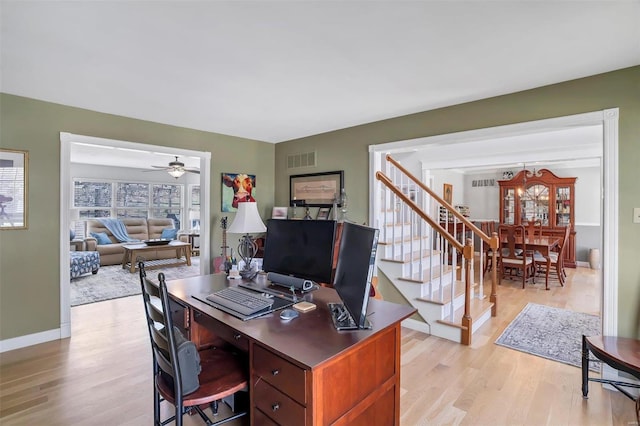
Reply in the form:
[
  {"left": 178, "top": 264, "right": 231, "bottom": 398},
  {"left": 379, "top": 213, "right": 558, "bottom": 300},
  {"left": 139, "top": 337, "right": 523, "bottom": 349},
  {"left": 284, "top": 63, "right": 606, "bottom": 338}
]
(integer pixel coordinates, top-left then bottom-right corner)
[{"left": 187, "top": 233, "right": 200, "bottom": 256}]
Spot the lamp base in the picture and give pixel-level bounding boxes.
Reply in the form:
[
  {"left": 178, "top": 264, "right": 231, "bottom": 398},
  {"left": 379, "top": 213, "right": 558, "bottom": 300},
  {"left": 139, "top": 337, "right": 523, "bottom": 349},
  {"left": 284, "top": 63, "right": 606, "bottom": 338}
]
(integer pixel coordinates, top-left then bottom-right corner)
[{"left": 239, "top": 266, "right": 258, "bottom": 280}]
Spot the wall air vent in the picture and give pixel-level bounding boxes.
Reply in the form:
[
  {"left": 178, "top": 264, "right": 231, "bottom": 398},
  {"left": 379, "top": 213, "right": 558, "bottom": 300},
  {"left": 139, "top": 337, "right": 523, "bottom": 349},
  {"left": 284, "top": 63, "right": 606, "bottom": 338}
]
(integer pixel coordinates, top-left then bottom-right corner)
[{"left": 287, "top": 151, "right": 316, "bottom": 169}]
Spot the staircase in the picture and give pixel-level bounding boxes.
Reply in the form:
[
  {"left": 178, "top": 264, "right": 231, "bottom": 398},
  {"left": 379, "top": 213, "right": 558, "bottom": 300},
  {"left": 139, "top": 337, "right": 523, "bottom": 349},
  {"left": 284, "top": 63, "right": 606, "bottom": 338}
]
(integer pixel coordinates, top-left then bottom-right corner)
[{"left": 373, "top": 155, "right": 500, "bottom": 345}]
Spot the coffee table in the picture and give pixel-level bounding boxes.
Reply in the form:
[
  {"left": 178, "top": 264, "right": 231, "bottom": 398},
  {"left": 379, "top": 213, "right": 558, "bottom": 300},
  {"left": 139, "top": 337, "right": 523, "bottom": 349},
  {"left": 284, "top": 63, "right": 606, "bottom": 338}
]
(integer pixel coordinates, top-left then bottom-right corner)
[{"left": 121, "top": 241, "right": 192, "bottom": 273}]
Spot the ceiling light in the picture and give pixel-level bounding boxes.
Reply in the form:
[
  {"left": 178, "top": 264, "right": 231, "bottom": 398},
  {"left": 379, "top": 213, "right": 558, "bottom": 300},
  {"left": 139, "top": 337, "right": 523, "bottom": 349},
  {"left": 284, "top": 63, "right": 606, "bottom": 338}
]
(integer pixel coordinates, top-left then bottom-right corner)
[{"left": 167, "top": 168, "right": 185, "bottom": 179}]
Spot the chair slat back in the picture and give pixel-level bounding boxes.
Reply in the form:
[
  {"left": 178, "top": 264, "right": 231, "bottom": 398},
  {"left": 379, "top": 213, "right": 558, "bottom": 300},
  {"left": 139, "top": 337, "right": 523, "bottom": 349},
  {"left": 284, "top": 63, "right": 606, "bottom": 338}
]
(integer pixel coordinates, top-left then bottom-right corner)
[
  {"left": 499, "top": 224, "right": 526, "bottom": 260},
  {"left": 524, "top": 219, "right": 542, "bottom": 239},
  {"left": 138, "top": 262, "right": 184, "bottom": 398}
]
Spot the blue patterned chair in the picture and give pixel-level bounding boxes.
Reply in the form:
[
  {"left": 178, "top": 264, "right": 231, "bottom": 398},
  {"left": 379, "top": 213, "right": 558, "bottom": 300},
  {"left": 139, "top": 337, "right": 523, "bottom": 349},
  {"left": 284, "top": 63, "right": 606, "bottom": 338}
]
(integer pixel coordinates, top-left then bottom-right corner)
[{"left": 70, "top": 251, "right": 100, "bottom": 279}]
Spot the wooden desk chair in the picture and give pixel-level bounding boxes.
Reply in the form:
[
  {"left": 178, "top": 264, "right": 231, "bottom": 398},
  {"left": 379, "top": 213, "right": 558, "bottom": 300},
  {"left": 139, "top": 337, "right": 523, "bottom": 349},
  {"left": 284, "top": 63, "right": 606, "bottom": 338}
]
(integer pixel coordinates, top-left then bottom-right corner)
[
  {"left": 138, "top": 262, "right": 248, "bottom": 426},
  {"left": 534, "top": 225, "right": 570, "bottom": 287},
  {"left": 498, "top": 224, "right": 535, "bottom": 288}
]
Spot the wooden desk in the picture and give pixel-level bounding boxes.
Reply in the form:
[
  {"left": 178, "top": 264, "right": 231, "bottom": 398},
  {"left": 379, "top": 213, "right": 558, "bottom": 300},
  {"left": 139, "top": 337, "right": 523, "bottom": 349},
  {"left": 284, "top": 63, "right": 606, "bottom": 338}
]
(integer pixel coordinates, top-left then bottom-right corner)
[{"left": 165, "top": 274, "right": 416, "bottom": 425}]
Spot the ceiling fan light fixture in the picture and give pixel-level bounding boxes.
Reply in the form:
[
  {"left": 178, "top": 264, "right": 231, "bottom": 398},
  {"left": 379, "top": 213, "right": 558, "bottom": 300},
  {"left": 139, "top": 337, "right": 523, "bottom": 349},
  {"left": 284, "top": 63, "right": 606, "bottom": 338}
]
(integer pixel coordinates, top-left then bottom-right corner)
[{"left": 168, "top": 168, "right": 185, "bottom": 179}]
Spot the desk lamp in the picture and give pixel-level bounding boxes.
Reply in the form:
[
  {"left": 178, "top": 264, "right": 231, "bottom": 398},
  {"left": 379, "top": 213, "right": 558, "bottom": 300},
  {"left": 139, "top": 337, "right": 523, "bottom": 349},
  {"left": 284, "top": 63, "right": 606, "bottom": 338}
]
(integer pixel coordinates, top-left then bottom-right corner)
[{"left": 227, "top": 202, "right": 266, "bottom": 279}]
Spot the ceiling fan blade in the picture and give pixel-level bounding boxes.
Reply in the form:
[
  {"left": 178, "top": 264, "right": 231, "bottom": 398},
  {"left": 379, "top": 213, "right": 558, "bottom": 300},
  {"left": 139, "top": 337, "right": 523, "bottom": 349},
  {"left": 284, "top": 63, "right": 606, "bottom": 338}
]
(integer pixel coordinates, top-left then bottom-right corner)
[
  {"left": 185, "top": 169, "right": 200, "bottom": 174},
  {"left": 150, "top": 165, "right": 171, "bottom": 169}
]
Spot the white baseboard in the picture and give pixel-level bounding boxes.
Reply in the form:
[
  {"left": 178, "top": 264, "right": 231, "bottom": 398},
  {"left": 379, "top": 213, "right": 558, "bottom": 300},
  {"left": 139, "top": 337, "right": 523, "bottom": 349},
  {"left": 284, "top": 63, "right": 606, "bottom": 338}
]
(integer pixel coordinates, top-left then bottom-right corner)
[{"left": 0, "top": 328, "right": 63, "bottom": 353}]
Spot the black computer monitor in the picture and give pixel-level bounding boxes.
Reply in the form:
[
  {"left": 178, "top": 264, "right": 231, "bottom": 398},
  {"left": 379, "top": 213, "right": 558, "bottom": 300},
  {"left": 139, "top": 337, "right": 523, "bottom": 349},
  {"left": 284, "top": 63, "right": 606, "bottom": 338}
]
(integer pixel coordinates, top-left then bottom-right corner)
[
  {"left": 262, "top": 219, "right": 337, "bottom": 284},
  {"left": 333, "top": 222, "right": 380, "bottom": 329}
]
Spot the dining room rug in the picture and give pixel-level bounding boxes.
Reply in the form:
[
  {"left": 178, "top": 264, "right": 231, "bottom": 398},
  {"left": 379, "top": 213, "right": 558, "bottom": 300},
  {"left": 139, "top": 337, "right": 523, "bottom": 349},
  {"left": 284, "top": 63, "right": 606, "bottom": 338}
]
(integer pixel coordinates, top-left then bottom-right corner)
[
  {"left": 495, "top": 302, "right": 601, "bottom": 371},
  {"left": 70, "top": 258, "right": 200, "bottom": 306}
]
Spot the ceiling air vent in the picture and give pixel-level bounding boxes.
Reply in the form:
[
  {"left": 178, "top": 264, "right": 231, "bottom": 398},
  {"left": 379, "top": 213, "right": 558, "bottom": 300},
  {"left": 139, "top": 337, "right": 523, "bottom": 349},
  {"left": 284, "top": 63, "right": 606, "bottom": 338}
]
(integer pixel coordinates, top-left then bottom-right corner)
[{"left": 287, "top": 151, "right": 316, "bottom": 169}]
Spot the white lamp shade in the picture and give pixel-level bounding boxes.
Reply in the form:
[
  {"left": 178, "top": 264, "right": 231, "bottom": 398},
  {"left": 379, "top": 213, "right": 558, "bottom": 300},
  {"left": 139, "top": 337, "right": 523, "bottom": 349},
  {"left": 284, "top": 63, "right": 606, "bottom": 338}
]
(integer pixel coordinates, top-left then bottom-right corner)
[{"left": 227, "top": 202, "right": 266, "bottom": 234}]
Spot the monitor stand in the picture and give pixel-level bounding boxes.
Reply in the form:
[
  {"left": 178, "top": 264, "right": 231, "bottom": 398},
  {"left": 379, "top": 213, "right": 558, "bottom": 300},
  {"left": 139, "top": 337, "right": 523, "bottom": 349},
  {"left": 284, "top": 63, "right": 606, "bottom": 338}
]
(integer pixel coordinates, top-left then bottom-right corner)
[{"left": 328, "top": 303, "right": 371, "bottom": 331}]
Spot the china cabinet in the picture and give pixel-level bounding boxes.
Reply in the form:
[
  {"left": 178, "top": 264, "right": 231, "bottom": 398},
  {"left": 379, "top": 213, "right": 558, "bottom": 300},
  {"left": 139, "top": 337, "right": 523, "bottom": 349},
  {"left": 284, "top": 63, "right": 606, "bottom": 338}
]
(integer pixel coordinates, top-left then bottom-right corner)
[{"left": 498, "top": 168, "right": 577, "bottom": 267}]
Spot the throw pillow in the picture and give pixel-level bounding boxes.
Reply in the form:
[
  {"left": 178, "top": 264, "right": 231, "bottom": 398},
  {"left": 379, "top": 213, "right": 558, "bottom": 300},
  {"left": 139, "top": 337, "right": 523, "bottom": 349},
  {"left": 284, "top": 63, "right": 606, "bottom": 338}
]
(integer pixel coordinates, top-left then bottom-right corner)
[
  {"left": 161, "top": 228, "right": 178, "bottom": 240},
  {"left": 90, "top": 232, "right": 112, "bottom": 245}
]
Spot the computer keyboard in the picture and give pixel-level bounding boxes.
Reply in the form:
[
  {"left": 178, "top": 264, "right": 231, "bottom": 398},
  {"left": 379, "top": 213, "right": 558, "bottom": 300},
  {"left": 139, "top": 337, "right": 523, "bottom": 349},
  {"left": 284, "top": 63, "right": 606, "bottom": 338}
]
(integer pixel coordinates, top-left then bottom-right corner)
[{"left": 206, "top": 286, "right": 274, "bottom": 316}]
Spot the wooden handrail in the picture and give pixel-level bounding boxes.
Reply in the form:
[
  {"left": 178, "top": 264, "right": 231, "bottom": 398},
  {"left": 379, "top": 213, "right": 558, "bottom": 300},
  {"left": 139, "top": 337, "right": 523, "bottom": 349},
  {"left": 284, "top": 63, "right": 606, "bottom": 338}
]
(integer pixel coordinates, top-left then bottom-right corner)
[
  {"left": 385, "top": 154, "right": 497, "bottom": 249},
  {"left": 376, "top": 171, "right": 464, "bottom": 253}
]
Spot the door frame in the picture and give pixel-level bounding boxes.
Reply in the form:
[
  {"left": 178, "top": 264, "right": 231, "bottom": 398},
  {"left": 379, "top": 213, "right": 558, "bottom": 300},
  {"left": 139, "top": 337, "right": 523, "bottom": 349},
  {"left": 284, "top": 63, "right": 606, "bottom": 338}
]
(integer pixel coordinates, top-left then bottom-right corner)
[
  {"left": 369, "top": 108, "right": 618, "bottom": 336},
  {"left": 59, "top": 132, "right": 211, "bottom": 338}
]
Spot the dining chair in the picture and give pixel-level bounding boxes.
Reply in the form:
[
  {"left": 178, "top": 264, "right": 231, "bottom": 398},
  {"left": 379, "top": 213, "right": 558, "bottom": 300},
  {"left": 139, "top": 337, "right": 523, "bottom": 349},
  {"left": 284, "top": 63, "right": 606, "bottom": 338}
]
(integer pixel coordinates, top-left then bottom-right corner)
[
  {"left": 524, "top": 219, "right": 543, "bottom": 239},
  {"left": 138, "top": 261, "right": 248, "bottom": 426},
  {"left": 498, "top": 224, "right": 535, "bottom": 288},
  {"left": 534, "top": 225, "right": 570, "bottom": 287},
  {"left": 480, "top": 221, "right": 498, "bottom": 274}
]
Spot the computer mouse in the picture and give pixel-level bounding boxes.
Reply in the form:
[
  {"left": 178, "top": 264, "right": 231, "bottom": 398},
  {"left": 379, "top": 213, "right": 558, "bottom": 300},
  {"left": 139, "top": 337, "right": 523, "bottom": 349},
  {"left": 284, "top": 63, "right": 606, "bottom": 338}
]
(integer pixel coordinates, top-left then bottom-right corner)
[{"left": 280, "top": 308, "right": 299, "bottom": 321}]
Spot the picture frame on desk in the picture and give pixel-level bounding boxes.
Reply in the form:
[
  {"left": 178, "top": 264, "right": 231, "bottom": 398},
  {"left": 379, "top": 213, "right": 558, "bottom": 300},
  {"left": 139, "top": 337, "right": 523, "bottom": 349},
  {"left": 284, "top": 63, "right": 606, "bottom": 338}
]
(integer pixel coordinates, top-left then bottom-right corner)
[
  {"left": 272, "top": 206, "right": 288, "bottom": 219},
  {"left": 290, "top": 170, "right": 343, "bottom": 207},
  {"left": 316, "top": 206, "right": 331, "bottom": 220}
]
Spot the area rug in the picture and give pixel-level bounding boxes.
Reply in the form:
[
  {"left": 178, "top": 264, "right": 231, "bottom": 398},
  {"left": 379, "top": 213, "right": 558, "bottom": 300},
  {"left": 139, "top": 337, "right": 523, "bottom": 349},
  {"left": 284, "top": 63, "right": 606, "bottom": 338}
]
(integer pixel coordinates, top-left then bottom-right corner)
[
  {"left": 495, "top": 302, "right": 601, "bottom": 371},
  {"left": 70, "top": 258, "right": 200, "bottom": 306}
]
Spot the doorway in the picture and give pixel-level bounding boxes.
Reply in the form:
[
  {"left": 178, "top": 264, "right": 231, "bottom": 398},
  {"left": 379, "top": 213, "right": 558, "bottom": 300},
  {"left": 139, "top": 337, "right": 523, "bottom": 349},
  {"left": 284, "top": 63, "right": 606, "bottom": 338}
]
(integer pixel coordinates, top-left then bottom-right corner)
[
  {"left": 369, "top": 108, "right": 619, "bottom": 336},
  {"left": 59, "top": 132, "right": 211, "bottom": 338}
]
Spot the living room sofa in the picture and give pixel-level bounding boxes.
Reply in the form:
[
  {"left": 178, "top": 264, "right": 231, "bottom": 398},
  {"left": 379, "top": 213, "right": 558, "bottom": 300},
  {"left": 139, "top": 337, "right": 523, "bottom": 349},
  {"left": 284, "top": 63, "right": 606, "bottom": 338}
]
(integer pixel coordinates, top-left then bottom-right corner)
[{"left": 84, "top": 218, "right": 187, "bottom": 266}]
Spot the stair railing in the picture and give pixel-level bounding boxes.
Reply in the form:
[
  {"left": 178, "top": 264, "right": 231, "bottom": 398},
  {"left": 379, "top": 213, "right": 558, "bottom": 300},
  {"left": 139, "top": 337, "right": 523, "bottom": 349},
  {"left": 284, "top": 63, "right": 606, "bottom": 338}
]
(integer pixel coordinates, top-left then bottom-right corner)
[{"left": 376, "top": 155, "right": 500, "bottom": 344}]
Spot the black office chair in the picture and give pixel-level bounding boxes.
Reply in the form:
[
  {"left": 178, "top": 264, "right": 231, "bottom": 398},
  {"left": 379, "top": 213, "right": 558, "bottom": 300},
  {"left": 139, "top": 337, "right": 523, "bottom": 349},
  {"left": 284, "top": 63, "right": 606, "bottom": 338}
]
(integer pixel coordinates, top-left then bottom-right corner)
[{"left": 138, "top": 261, "right": 248, "bottom": 425}]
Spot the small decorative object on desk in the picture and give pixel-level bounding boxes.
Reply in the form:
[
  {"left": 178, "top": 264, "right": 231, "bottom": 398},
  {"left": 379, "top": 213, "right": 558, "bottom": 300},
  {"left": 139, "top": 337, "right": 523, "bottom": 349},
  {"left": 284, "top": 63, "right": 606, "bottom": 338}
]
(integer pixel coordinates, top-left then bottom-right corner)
[{"left": 228, "top": 265, "right": 241, "bottom": 279}]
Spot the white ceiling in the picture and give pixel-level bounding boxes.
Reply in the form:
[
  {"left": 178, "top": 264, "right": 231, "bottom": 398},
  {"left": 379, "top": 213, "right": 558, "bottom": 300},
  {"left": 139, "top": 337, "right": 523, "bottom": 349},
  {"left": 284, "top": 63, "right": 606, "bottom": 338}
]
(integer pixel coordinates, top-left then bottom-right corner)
[{"left": 2, "top": 1, "right": 639, "bottom": 143}]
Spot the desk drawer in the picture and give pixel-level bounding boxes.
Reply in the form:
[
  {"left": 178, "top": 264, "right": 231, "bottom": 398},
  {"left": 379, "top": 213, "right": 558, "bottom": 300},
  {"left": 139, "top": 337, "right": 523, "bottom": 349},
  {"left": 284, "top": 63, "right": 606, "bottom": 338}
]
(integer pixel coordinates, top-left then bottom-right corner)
[
  {"left": 254, "top": 380, "right": 305, "bottom": 426},
  {"left": 253, "top": 345, "right": 307, "bottom": 404},
  {"left": 193, "top": 310, "right": 249, "bottom": 352},
  {"left": 252, "top": 407, "right": 279, "bottom": 426}
]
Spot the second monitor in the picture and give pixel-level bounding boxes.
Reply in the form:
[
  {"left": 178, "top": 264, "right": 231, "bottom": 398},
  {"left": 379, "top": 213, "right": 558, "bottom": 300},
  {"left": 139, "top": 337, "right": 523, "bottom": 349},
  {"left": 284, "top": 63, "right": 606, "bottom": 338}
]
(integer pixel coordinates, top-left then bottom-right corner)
[{"left": 262, "top": 219, "right": 337, "bottom": 285}]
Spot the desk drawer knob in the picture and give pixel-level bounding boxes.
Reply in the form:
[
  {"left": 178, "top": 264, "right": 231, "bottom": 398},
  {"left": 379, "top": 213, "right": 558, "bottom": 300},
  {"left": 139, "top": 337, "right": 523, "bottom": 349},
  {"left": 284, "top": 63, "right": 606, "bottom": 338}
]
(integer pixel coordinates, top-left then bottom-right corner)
[
  {"left": 271, "top": 369, "right": 279, "bottom": 376},
  {"left": 234, "top": 334, "right": 241, "bottom": 340},
  {"left": 271, "top": 403, "right": 280, "bottom": 411}
]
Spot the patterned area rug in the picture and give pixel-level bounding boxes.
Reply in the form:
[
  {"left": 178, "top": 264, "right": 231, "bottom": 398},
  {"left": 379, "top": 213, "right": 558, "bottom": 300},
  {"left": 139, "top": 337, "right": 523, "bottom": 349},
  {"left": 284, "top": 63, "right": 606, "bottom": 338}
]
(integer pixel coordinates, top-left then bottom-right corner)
[
  {"left": 495, "top": 302, "right": 601, "bottom": 371},
  {"left": 70, "top": 258, "right": 200, "bottom": 306}
]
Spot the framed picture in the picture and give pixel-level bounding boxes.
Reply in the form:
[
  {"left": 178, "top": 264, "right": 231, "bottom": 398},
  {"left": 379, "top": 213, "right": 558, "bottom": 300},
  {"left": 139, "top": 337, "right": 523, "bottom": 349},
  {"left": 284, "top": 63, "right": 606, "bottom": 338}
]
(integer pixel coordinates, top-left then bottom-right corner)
[
  {"left": 0, "top": 149, "right": 28, "bottom": 230},
  {"left": 272, "top": 206, "right": 288, "bottom": 219},
  {"left": 316, "top": 207, "right": 331, "bottom": 220},
  {"left": 290, "top": 170, "right": 343, "bottom": 207},
  {"left": 443, "top": 183, "right": 453, "bottom": 205},
  {"left": 221, "top": 172, "right": 256, "bottom": 212}
]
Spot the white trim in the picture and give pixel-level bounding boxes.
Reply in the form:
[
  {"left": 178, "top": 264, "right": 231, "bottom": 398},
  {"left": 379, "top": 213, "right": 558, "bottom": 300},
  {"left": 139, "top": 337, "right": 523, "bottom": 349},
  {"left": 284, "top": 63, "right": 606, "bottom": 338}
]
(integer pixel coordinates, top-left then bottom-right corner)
[
  {"left": 59, "top": 132, "right": 213, "bottom": 341},
  {"left": 369, "top": 109, "right": 619, "bottom": 336},
  {"left": 575, "top": 222, "right": 601, "bottom": 227},
  {"left": 0, "top": 328, "right": 62, "bottom": 353},
  {"left": 601, "top": 108, "right": 619, "bottom": 336}
]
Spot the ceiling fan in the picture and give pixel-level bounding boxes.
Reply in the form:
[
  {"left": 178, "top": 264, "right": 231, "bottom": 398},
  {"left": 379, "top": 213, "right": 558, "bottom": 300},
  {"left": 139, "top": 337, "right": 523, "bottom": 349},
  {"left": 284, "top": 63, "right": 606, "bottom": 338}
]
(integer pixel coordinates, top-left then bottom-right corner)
[{"left": 145, "top": 156, "right": 200, "bottom": 179}]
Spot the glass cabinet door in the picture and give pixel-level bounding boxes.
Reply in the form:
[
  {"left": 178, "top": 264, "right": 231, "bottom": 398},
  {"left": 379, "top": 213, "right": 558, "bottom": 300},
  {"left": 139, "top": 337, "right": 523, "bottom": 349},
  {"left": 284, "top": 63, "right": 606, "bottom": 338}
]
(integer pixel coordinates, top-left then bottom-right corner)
[
  {"left": 556, "top": 186, "right": 571, "bottom": 226},
  {"left": 503, "top": 188, "right": 515, "bottom": 224},
  {"left": 520, "top": 184, "right": 549, "bottom": 225}
]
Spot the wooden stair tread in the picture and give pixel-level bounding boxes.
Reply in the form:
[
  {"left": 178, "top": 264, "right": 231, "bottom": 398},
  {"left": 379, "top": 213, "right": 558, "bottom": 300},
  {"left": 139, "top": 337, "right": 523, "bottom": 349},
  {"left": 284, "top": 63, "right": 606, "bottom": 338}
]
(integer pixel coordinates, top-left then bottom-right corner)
[{"left": 436, "top": 297, "right": 494, "bottom": 330}]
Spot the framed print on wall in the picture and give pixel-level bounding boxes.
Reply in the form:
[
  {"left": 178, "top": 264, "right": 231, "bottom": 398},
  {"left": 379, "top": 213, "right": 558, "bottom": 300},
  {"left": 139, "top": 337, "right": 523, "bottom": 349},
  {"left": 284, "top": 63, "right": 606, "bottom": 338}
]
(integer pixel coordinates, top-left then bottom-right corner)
[
  {"left": 222, "top": 172, "right": 256, "bottom": 212},
  {"left": 443, "top": 183, "right": 453, "bottom": 205},
  {"left": 0, "top": 149, "right": 28, "bottom": 230},
  {"left": 290, "top": 170, "right": 343, "bottom": 207}
]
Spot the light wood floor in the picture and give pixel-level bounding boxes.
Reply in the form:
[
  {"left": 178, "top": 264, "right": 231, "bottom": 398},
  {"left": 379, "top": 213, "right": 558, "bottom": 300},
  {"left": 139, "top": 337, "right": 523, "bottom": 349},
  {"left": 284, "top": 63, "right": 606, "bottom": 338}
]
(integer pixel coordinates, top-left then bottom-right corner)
[{"left": 0, "top": 267, "right": 636, "bottom": 425}]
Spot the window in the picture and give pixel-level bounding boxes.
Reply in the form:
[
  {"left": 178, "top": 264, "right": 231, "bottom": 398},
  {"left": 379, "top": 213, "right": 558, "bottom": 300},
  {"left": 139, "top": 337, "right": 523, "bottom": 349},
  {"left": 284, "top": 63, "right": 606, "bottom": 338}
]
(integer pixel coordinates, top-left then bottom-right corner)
[{"left": 73, "top": 179, "right": 185, "bottom": 235}]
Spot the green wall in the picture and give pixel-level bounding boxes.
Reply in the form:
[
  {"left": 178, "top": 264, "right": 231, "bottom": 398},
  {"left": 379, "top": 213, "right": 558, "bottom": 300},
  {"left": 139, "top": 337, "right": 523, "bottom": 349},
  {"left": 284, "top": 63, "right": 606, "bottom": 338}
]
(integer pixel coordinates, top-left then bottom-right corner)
[
  {"left": 0, "top": 94, "right": 275, "bottom": 341},
  {"left": 275, "top": 66, "right": 640, "bottom": 338}
]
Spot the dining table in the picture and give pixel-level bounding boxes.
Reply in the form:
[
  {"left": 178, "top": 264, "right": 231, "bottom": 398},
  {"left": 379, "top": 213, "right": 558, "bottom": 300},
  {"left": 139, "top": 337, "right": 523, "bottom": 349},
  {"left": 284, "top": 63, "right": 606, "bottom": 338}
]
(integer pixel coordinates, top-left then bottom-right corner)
[{"left": 500, "top": 235, "right": 561, "bottom": 290}]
